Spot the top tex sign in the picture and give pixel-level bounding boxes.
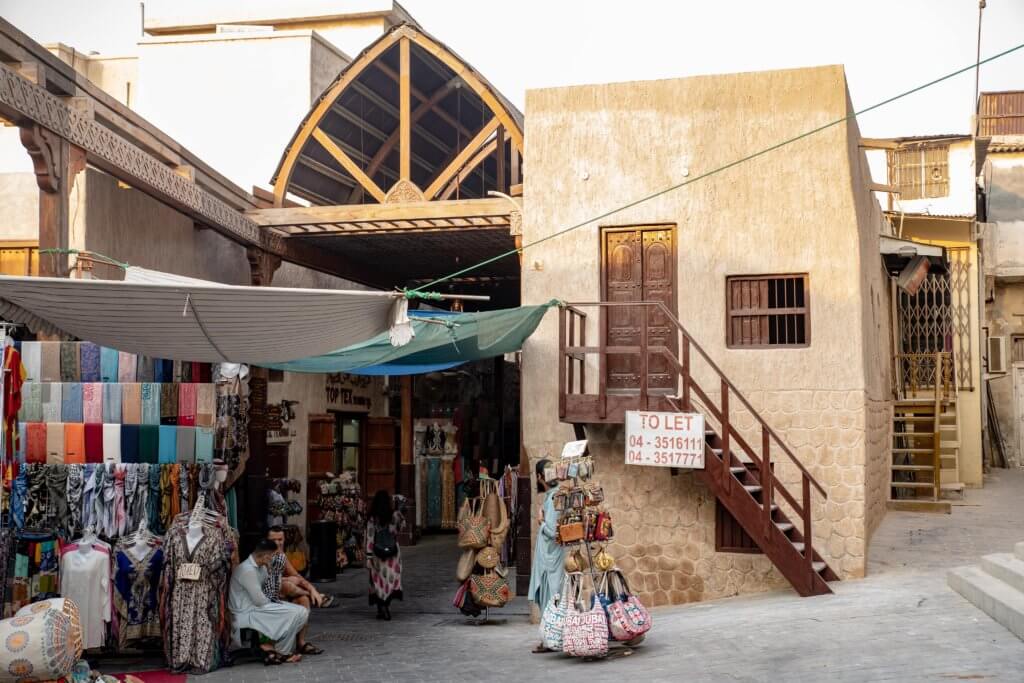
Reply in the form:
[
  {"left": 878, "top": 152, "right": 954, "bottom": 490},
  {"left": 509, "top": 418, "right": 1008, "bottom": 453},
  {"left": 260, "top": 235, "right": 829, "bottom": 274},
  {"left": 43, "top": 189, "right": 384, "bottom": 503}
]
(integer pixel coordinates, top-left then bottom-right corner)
[{"left": 625, "top": 410, "right": 705, "bottom": 469}]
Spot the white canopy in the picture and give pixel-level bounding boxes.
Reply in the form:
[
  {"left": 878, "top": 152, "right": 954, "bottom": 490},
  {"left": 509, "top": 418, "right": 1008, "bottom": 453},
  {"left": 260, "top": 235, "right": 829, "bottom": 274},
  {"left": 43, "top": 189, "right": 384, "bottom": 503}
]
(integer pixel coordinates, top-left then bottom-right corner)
[{"left": 0, "top": 267, "right": 399, "bottom": 363}]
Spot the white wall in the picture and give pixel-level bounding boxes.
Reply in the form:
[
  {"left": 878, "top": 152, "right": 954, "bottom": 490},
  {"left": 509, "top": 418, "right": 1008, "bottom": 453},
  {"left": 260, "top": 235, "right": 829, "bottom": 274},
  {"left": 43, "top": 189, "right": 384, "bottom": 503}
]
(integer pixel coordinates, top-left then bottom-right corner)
[{"left": 865, "top": 140, "right": 975, "bottom": 218}]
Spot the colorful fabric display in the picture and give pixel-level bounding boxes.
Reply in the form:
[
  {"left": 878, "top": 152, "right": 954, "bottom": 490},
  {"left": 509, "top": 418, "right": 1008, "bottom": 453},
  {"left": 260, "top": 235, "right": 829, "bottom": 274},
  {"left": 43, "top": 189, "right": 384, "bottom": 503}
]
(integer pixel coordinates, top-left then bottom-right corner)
[
  {"left": 16, "top": 422, "right": 26, "bottom": 463},
  {"left": 102, "top": 424, "right": 121, "bottom": 464},
  {"left": 138, "top": 426, "right": 158, "bottom": 464},
  {"left": 156, "top": 359, "right": 173, "bottom": 384},
  {"left": 82, "top": 383, "right": 103, "bottom": 423},
  {"left": 172, "top": 361, "right": 183, "bottom": 383},
  {"left": 120, "top": 426, "right": 140, "bottom": 464},
  {"left": 178, "top": 383, "right": 197, "bottom": 427},
  {"left": 137, "top": 355, "right": 155, "bottom": 383},
  {"left": 80, "top": 342, "right": 101, "bottom": 382},
  {"left": 195, "top": 384, "right": 215, "bottom": 428},
  {"left": 26, "top": 423, "right": 45, "bottom": 464},
  {"left": 59, "top": 342, "right": 80, "bottom": 382},
  {"left": 40, "top": 342, "right": 61, "bottom": 383},
  {"left": 141, "top": 383, "right": 160, "bottom": 425},
  {"left": 180, "top": 361, "right": 192, "bottom": 383},
  {"left": 41, "top": 383, "right": 62, "bottom": 422},
  {"left": 195, "top": 427, "right": 215, "bottom": 464},
  {"left": 118, "top": 352, "right": 137, "bottom": 382},
  {"left": 122, "top": 384, "right": 142, "bottom": 425},
  {"left": 17, "top": 382, "right": 41, "bottom": 423},
  {"left": 157, "top": 425, "right": 177, "bottom": 464},
  {"left": 198, "top": 363, "right": 212, "bottom": 383},
  {"left": 175, "top": 427, "right": 195, "bottom": 463},
  {"left": 21, "top": 341, "right": 41, "bottom": 382},
  {"left": 160, "top": 383, "right": 178, "bottom": 426},
  {"left": 100, "top": 347, "right": 119, "bottom": 383},
  {"left": 103, "top": 383, "right": 122, "bottom": 424},
  {"left": 45, "top": 423, "right": 64, "bottom": 464},
  {"left": 61, "top": 382, "right": 83, "bottom": 423},
  {"left": 64, "top": 423, "right": 85, "bottom": 464},
  {"left": 190, "top": 362, "right": 202, "bottom": 384},
  {"left": 83, "top": 424, "right": 103, "bottom": 464}
]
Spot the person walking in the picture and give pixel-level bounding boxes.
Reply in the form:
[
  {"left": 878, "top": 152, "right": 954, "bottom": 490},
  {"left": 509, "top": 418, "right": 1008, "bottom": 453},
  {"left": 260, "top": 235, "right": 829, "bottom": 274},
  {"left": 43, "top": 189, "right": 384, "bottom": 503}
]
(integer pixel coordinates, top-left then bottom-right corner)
[
  {"left": 366, "top": 490, "right": 403, "bottom": 620},
  {"left": 528, "top": 458, "right": 565, "bottom": 653}
]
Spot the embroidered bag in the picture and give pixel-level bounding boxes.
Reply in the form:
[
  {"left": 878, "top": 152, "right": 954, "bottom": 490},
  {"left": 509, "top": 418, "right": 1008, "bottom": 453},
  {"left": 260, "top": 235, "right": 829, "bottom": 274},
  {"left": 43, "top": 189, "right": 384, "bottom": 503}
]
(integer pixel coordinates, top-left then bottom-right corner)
[
  {"left": 540, "top": 574, "right": 573, "bottom": 650},
  {"left": 470, "top": 569, "right": 510, "bottom": 608},
  {"left": 457, "top": 498, "right": 491, "bottom": 549},
  {"left": 562, "top": 575, "right": 609, "bottom": 658},
  {"left": 593, "top": 510, "right": 614, "bottom": 541},
  {"left": 603, "top": 570, "right": 652, "bottom": 641}
]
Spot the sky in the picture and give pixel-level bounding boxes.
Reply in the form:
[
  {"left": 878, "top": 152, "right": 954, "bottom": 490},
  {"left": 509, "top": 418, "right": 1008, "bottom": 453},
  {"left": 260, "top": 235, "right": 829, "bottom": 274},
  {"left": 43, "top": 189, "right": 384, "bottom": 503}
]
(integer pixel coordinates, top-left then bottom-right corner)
[{"left": 1, "top": 0, "right": 1022, "bottom": 139}]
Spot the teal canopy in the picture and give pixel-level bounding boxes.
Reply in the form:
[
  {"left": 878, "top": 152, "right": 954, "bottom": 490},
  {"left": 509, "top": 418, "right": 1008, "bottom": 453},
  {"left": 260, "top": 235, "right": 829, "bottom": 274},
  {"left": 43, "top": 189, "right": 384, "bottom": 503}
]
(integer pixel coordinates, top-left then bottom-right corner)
[{"left": 263, "top": 301, "right": 557, "bottom": 375}]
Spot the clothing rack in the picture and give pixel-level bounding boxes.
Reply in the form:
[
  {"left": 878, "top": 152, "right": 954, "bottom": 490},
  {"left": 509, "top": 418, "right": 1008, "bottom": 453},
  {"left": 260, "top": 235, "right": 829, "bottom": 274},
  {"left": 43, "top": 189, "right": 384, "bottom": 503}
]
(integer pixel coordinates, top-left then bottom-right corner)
[{"left": 0, "top": 322, "right": 23, "bottom": 523}]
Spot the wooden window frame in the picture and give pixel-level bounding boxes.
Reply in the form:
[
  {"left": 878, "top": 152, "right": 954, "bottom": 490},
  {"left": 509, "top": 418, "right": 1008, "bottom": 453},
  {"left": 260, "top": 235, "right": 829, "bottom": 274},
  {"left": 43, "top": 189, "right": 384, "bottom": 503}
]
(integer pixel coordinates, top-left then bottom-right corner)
[
  {"left": 887, "top": 143, "right": 950, "bottom": 201},
  {"left": 1012, "top": 335, "right": 1024, "bottom": 365},
  {"left": 726, "top": 273, "right": 811, "bottom": 349}
]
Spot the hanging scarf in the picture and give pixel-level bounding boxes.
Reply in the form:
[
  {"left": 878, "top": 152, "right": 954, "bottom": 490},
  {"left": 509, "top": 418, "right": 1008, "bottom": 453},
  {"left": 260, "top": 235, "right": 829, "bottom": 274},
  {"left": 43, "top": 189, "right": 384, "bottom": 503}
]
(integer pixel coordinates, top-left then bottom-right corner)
[
  {"left": 114, "top": 465, "right": 126, "bottom": 537},
  {"left": 100, "top": 346, "right": 119, "bottom": 383},
  {"left": 66, "top": 465, "right": 84, "bottom": 538},
  {"left": 88, "top": 465, "right": 109, "bottom": 536},
  {"left": 10, "top": 466, "right": 27, "bottom": 530},
  {"left": 97, "top": 464, "right": 116, "bottom": 537},
  {"left": 160, "top": 383, "right": 178, "bottom": 426},
  {"left": 81, "top": 463, "right": 97, "bottom": 532},
  {"left": 179, "top": 464, "right": 189, "bottom": 518},
  {"left": 45, "top": 466, "right": 69, "bottom": 537},
  {"left": 24, "top": 464, "right": 48, "bottom": 529},
  {"left": 262, "top": 552, "right": 286, "bottom": 602},
  {"left": 79, "top": 343, "right": 100, "bottom": 382},
  {"left": 136, "top": 355, "right": 155, "bottom": 383},
  {"left": 59, "top": 342, "right": 79, "bottom": 382},
  {"left": 147, "top": 464, "right": 162, "bottom": 534},
  {"left": 159, "top": 465, "right": 174, "bottom": 532}
]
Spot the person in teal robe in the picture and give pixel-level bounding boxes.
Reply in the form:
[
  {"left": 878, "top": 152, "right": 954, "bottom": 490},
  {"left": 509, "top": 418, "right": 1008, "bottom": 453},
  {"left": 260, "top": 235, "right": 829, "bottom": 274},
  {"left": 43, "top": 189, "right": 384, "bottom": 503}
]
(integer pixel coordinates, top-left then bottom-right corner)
[{"left": 527, "top": 458, "right": 565, "bottom": 653}]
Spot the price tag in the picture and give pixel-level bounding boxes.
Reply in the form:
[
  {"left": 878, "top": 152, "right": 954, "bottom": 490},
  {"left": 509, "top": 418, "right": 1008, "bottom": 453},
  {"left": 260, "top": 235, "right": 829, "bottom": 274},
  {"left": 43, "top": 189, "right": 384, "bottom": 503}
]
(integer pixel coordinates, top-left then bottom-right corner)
[
  {"left": 561, "top": 440, "right": 588, "bottom": 459},
  {"left": 177, "top": 563, "right": 202, "bottom": 581}
]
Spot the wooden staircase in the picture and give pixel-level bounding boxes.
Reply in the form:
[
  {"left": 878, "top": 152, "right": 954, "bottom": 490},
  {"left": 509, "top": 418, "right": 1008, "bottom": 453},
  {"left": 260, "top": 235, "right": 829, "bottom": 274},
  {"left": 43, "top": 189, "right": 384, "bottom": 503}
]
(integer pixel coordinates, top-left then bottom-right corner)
[{"left": 560, "top": 301, "right": 839, "bottom": 597}]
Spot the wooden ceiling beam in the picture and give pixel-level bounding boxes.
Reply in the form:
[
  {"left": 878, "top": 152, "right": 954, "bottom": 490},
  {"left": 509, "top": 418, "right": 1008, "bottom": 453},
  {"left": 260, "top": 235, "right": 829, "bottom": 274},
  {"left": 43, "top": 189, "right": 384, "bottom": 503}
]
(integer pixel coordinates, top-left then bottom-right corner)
[
  {"left": 246, "top": 196, "right": 515, "bottom": 226},
  {"left": 313, "top": 127, "right": 387, "bottom": 202},
  {"left": 425, "top": 117, "right": 499, "bottom": 199},
  {"left": 440, "top": 138, "right": 498, "bottom": 201},
  {"left": 399, "top": 37, "right": 411, "bottom": 181},
  {"left": 373, "top": 61, "right": 476, "bottom": 142}
]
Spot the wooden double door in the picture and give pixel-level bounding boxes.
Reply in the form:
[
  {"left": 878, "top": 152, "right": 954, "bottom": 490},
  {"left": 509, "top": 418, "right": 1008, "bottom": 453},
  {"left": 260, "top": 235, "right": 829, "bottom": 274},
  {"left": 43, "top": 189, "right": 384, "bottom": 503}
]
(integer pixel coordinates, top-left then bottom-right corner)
[{"left": 602, "top": 226, "right": 678, "bottom": 393}]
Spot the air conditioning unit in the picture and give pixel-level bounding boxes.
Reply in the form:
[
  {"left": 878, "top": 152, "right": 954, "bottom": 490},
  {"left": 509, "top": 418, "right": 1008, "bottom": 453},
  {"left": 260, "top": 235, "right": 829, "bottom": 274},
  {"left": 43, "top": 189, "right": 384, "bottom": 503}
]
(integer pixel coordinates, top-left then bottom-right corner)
[{"left": 988, "top": 336, "right": 1007, "bottom": 374}]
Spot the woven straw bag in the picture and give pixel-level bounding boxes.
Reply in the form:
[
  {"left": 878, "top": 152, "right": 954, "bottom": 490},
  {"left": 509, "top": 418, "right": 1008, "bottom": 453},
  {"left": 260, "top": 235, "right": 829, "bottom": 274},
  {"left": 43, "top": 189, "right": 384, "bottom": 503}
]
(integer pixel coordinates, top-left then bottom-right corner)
[
  {"left": 469, "top": 569, "right": 510, "bottom": 608},
  {"left": 457, "top": 498, "right": 491, "bottom": 549}
]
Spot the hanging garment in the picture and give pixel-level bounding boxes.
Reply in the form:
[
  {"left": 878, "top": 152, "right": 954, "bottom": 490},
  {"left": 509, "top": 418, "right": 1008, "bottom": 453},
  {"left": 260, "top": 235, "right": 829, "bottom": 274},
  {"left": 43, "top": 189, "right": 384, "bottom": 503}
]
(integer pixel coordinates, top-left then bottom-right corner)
[
  {"left": 82, "top": 383, "right": 102, "bottom": 424},
  {"left": 114, "top": 466, "right": 126, "bottom": 537},
  {"left": 103, "top": 383, "right": 122, "bottom": 424},
  {"left": 138, "top": 425, "right": 159, "bottom": 465},
  {"left": 177, "top": 384, "right": 196, "bottom": 427},
  {"left": 45, "top": 466, "right": 69, "bottom": 537},
  {"left": 160, "top": 383, "right": 178, "bottom": 426},
  {"left": 176, "top": 427, "right": 195, "bottom": 464},
  {"left": 17, "top": 382, "right": 41, "bottom": 423},
  {"left": 159, "top": 466, "right": 177, "bottom": 531},
  {"left": 95, "top": 466, "right": 116, "bottom": 538},
  {"left": 26, "top": 423, "right": 45, "bottom": 464},
  {"left": 172, "top": 361, "right": 183, "bottom": 383},
  {"left": 102, "top": 424, "right": 121, "bottom": 465},
  {"left": 124, "top": 465, "right": 142, "bottom": 530},
  {"left": 59, "top": 544, "right": 112, "bottom": 649},
  {"left": 118, "top": 352, "right": 137, "bottom": 383},
  {"left": 20, "top": 341, "right": 41, "bottom": 382},
  {"left": 427, "top": 458, "right": 442, "bottom": 528},
  {"left": 228, "top": 555, "right": 307, "bottom": 656},
  {"left": 195, "top": 385, "right": 215, "bottom": 428},
  {"left": 112, "top": 543, "right": 164, "bottom": 650},
  {"left": 59, "top": 342, "right": 80, "bottom": 382},
  {"left": 190, "top": 362, "right": 202, "bottom": 384},
  {"left": 136, "top": 356, "right": 155, "bottom": 383},
  {"left": 45, "top": 423, "right": 65, "bottom": 465},
  {"left": 66, "top": 465, "right": 83, "bottom": 538},
  {"left": 61, "top": 382, "right": 83, "bottom": 423},
  {"left": 160, "top": 515, "right": 236, "bottom": 673},
  {"left": 41, "top": 382, "right": 62, "bottom": 423},
  {"left": 84, "top": 424, "right": 103, "bottom": 464},
  {"left": 195, "top": 428, "right": 214, "bottom": 464},
  {"left": 23, "top": 465, "right": 48, "bottom": 530},
  {"left": 141, "top": 383, "right": 160, "bottom": 426},
  {"left": 120, "top": 425, "right": 140, "bottom": 464},
  {"left": 2, "top": 347, "right": 25, "bottom": 459},
  {"left": 39, "top": 342, "right": 61, "bottom": 383},
  {"left": 81, "top": 464, "right": 97, "bottom": 532},
  {"left": 79, "top": 343, "right": 100, "bottom": 382},
  {"left": 158, "top": 426, "right": 177, "bottom": 464},
  {"left": 122, "top": 384, "right": 142, "bottom": 425},
  {"left": 15, "top": 423, "right": 25, "bottom": 464},
  {"left": 178, "top": 465, "right": 189, "bottom": 514},
  {"left": 180, "top": 362, "right": 192, "bottom": 384},
  {"left": 147, "top": 466, "right": 162, "bottom": 533},
  {"left": 10, "top": 468, "right": 27, "bottom": 531},
  {"left": 100, "top": 346, "right": 119, "bottom": 383},
  {"left": 155, "top": 359, "right": 172, "bottom": 384},
  {"left": 64, "top": 423, "right": 85, "bottom": 465}
]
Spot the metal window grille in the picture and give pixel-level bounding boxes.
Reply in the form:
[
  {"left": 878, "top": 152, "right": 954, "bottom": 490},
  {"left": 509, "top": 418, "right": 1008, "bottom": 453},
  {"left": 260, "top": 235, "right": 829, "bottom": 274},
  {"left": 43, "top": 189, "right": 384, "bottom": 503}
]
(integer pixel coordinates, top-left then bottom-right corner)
[{"left": 726, "top": 274, "right": 809, "bottom": 348}]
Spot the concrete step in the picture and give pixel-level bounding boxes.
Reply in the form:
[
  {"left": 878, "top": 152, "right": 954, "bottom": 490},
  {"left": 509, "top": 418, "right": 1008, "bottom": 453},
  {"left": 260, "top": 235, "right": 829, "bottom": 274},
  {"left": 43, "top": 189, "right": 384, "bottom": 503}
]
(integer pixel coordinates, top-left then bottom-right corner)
[
  {"left": 1016, "top": 543, "right": 1024, "bottom": 561},
  {"left": 890, "top": 481, "right": 936, "bottom": 489},
  {"left": 982, "top": 553, "right": 1024, "bottom": 594},
  {"left": 948, "top": 565, "right": 1024, "bottom": 641},
  {"left": 892, "top": 464, "right": 934, "bottom": 472}
]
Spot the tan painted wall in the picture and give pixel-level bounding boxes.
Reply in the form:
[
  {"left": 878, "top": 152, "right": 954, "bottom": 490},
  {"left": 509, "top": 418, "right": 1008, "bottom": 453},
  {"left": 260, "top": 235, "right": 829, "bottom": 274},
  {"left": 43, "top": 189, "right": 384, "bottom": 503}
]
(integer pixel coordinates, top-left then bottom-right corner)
[
  {"left": 521, "top": 65, "right": 890, "bottom": 606},
  {"left": 0, "top": 174, "right": 41, "bottom": 241}
]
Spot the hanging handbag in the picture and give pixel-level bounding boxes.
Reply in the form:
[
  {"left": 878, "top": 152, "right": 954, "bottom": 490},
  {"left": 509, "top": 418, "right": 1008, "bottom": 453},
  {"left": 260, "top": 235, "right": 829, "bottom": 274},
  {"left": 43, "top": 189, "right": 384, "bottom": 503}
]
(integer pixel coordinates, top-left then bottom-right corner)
[
  {"left": 372, "top": 523, "right": 398, "bottom": 559},
  {"left": 585, "top": 483, "right": 605, "bottom": 505},
  {"left": 457, "top": 498, "right": 491, "bottom": 549},
  {"left": 540, "top": 574, "right": 573, "bottom": 651},
  {"left": 557, "top": 521, "right": 585, "bottom": 544},
  {"left": 455, "top": 548, "right": 477, "bottom": 582},
  {"left": 594, "top": 546, "right": 615, "bottom": 572},
  {"left": 562, "top": 575, "right": 609, "bottom": 658},
  {"left": 476, "top": 546, "right": 499, "bottom": 569},
  {"left": 556, "top": 462, "right": 568, "bottom": 480},
  {"left": 593, "top": 510, "right": 614, "bottom": 541},
  {"left": 603, "top": 570, "right": 652, "bottom": 642},
  {"left": 470, "top": 568, "right": 511, "bottom": 608}
]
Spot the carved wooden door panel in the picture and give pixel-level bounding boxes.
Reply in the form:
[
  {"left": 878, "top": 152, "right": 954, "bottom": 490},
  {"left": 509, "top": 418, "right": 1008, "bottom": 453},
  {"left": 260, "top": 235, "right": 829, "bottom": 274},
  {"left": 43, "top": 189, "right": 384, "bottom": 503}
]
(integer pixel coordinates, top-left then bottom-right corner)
[{"left": 602, "top": 227, "right": 676, "bottom": 392}]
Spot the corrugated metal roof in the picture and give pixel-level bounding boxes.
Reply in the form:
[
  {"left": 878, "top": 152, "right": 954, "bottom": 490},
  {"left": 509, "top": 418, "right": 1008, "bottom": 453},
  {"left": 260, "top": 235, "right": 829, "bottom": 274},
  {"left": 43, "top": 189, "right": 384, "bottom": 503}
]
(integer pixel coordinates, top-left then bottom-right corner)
[{"left": 884, "top": 210, "right": 974, "bottom": 220}]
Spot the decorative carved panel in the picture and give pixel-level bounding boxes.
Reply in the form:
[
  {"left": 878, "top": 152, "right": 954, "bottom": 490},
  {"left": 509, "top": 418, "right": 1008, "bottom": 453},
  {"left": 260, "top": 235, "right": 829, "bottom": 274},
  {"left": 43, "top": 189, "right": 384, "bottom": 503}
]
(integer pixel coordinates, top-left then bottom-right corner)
[{"left": 384, "top": 178, "right": 425, "bottom": 203}]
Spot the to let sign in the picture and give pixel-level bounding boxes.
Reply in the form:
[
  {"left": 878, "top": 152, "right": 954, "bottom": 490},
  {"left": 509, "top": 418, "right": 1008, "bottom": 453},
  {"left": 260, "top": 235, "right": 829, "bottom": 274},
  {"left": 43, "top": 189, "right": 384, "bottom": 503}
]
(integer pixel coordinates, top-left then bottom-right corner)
[{"left": 625, "top": 411, "right": 705, "bottom": 469}]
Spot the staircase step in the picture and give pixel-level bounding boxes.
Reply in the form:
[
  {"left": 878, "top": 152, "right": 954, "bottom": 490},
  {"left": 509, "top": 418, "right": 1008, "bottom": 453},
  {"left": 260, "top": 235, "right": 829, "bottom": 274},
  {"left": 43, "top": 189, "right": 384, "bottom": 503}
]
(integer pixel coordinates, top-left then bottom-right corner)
[
  {"left": 940, "top": 442, "right": 960, "bottom": 449},
  {"left": 981, "top": 553, "right": 1024, "bottom": 594},
  {"left": 892, "top": 465, "right": 934, "bottom": 472},
  {"left": 897, "top": 416, "right": 938, "bottom": 422},
  {"left": 812, "top": 561, "right": 826, "bottom": 573},
  {"left": 743, "top": 485, "right": 762, "bottom": 494},
  {"left": 730, "top": 466, "right": 747, "bottom": 475},
  {"left": 776, "top": 522, "right": 793, "bottom": 533},
  {"left": 948, "top": 565, "right": 1024, "bottom": 640},
  {"left": 792, "top": 542, "right": 805, "bottom": 553},
  {"left": 892, "top": 447, "right": 935, "bottom": 454},
  {"left": 890, "top": 481, "right": 937, "bottom": 489}
]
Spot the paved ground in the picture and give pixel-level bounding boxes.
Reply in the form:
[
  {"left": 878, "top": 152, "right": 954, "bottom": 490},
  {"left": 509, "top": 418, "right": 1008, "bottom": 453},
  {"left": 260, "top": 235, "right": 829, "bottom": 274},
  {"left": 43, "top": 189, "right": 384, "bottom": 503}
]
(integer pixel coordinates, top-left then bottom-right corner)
[{"left": 102, "top": 469, "right": 1024, "bottom": 682}]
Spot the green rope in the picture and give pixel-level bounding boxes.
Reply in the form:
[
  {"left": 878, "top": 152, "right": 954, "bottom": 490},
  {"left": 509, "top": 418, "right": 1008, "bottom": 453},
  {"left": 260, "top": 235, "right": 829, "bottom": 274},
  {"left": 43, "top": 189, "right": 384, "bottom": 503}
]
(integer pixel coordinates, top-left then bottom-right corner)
[
  {"left": 37, "top": 248, "right": 129, "bottom": 269},
  {"left": 402, "top": 289, "right": 444, "bottom": 301},
  {"left": 412, "top": 40, "right": 1024, "bottom": 293}
]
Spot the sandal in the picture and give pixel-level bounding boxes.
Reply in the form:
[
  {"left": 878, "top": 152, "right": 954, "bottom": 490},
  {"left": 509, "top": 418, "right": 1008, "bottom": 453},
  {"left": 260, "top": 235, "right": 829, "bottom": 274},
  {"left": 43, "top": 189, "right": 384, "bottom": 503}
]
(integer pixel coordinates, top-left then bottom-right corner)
[
  {"left": 319, "top": 594, "right": 338, "bottom": 609},
  {"left": 531, "top": 645, "right": 554, "bottom": 654},
  {"left": 298, "top": 643, "right": 324, "bottom": 655},
  {"left": 261, "top": 650, "right": 284, "bottom": 666}
]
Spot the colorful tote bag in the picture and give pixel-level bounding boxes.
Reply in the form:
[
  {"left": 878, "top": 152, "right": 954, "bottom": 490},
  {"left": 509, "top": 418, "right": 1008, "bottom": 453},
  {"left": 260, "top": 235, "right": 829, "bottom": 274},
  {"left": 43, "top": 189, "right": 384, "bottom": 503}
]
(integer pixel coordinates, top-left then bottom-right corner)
[
  {"left": 600, "top": 570, "right": 652, "bottom": 642},
  {"left": 541, "top": 574, "right": 574, "bottom": 651},
  {"left": 562, "top": 576, "right": 609, "bottom": 658}
]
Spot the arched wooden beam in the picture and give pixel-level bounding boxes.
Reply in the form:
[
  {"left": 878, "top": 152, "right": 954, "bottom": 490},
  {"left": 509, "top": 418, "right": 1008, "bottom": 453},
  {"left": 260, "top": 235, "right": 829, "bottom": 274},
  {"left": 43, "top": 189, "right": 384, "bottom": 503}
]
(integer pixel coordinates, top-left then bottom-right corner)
[
  {"left": 424, "top": 117, "right": 499, "bottom": 199},
  {"left": 439, "top": 138, "right": 499, "bottom": 201},
  {"left": 272, "top": 24, "right": 524, "bottom": 207},
  {"left": 313, "top": 128, "right": 386, "bottom": 202}
]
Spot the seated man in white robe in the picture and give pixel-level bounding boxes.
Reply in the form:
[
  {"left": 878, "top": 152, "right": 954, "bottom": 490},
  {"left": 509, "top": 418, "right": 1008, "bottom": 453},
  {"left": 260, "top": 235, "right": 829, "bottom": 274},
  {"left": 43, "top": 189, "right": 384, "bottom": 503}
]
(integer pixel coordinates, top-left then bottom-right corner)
[{"left": 229, "top": 540, "right": 309, "bottom": 664}]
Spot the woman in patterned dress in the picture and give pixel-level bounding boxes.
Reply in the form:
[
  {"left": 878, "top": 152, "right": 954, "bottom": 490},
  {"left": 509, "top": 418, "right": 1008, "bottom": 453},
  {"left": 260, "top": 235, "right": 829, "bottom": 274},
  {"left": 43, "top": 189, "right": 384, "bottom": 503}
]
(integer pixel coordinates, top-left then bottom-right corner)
[{"left": 365, "top": 491, "right": 403, "bottom": 621}]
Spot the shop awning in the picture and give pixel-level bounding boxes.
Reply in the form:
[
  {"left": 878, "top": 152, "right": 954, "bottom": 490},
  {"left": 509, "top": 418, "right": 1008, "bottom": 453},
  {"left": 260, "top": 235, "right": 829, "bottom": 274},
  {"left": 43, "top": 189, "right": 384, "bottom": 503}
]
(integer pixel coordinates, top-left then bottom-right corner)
[
  {"left": 0, "top": 268, "right": 400, "bottom": 363},
  {"left": 263, "top": 301, "right": 557, "bottom": 375}
]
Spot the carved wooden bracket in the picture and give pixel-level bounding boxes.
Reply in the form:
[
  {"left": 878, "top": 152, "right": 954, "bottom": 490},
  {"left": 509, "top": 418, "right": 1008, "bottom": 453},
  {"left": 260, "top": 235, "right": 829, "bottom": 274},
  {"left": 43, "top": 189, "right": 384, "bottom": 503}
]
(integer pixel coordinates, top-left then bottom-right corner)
[
  {"left": 246, "top": 246, "right": 282, "bottom": 286},
  {"left": 384, "top": 178, "right": 425, "bottom": 203},
  {"left": 19, "top": 123, "right": 61, "bottom": 193}
]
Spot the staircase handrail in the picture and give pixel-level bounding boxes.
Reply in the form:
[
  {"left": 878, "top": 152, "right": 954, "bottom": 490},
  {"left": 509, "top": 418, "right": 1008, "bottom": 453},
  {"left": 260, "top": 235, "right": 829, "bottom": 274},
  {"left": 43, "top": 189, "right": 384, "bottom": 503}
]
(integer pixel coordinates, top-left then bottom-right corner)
[{"left": 564, "top": 300, "right": 827, "bottom": 498}]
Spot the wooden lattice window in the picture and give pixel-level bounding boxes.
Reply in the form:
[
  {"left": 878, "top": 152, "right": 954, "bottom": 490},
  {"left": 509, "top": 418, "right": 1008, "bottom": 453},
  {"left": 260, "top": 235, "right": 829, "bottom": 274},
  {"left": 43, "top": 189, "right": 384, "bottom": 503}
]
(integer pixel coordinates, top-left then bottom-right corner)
[
  {"left": 887, "top": 144, "right": 949, "bottom": 200},
  {"left": 726, "top": 274, "right": 810, "bottom": 348},
  {"left": 1013, "top": 336, "right": 1024, "bottom": 364}
]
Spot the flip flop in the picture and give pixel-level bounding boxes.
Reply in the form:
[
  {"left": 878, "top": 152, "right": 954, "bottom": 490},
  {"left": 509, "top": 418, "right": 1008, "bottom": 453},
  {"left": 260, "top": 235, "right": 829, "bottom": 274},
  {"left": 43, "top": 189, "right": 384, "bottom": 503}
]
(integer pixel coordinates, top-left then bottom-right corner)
[
  {"left": 299, "top": 643, "right": 324, "bottom": 655},
  {"left": 319, "top": 595, "right": 339, "bottom": 608}
]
